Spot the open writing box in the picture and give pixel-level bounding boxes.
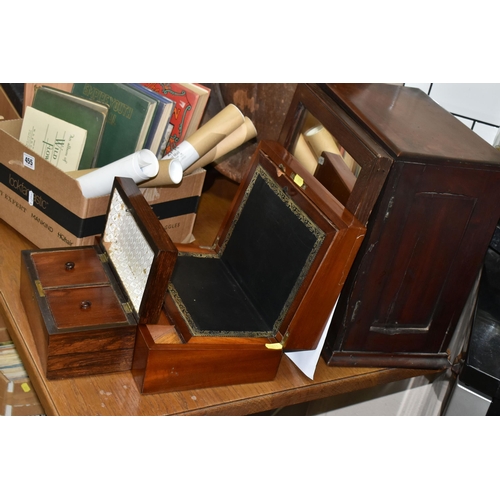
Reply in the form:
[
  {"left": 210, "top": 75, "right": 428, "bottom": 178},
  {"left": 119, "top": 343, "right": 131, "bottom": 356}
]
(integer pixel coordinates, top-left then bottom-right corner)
[
  {"left": 20, "top": 177, "right": 177, "bottom": 379},
  {"left": 132, "top": 141, "right": 365, "bottom": 394}
]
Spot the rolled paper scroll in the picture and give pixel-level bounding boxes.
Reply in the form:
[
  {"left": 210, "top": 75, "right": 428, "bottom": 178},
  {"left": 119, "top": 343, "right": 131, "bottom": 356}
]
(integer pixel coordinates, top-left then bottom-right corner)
[
  {"left": 140, "top": 104, "right": 245, "bottom": 187},
  {"left": 183, "top": 117, "right": 257, "bottom": 175},
  {"left": 76, "top": 149, "right": 175, "bottom": 198},
  {"left": 304, "top": 124, "right": 342, "bottom": 158},
  {"left": 292, "top": 133, "right": 319, "bottom": 175}
]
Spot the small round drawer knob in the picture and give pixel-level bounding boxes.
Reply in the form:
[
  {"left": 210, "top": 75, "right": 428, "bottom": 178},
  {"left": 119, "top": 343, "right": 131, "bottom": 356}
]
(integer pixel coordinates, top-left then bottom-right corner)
[
  {"left": 65, "top": 261, "right": 75, "bottom": 271},
  {"left": 80, "top": 301, "right": 92, "bottom": 310}
]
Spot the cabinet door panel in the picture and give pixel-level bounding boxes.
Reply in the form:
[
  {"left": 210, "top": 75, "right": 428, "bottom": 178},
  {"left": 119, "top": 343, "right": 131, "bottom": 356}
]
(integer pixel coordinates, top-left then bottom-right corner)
[
  {"left": 342, "top": 162, "right": 500, "bottom": 354},
  {"left": 371, "top": 192, "right": 474, "bottom": 329}
]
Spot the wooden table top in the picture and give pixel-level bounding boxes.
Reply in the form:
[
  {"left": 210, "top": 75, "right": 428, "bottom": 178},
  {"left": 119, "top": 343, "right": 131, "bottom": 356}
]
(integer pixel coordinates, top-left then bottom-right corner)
[{"left": 0, "top": 170, "right": 437, "bottom": 416}]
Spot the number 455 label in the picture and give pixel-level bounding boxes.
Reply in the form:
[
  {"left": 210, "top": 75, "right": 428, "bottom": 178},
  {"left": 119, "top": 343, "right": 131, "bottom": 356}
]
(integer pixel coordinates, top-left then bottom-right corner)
[{"left": 23, "top": 152, "right": 35, "bottom": 170}]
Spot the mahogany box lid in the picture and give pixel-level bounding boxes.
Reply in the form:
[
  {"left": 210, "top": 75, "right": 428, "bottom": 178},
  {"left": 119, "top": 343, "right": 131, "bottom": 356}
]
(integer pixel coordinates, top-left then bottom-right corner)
[{"left": 320, "top": 83, "right": 500, "bottom": 167}]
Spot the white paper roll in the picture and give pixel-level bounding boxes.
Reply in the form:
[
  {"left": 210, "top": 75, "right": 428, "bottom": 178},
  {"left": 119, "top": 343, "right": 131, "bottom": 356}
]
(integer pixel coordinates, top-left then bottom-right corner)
[
  {"left": 76, "top": 149, "right": 167, "bottom": 198},
  {"left": 165, "top": 140, "right": 200, "bottom": 170}
]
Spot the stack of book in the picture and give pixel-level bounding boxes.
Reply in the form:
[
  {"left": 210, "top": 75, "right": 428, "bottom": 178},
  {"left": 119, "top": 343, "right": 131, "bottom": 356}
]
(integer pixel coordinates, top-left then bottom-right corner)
[
  {"left": 141, "top": 83, "right": 211, "bottom": 154},
  {"left": 20, "top": 83, "right": 211, "bottom": 174}
]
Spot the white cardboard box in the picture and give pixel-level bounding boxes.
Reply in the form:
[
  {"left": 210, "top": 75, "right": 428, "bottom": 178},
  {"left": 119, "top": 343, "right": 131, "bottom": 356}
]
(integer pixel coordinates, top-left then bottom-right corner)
[{"left": 0, "top": 119, "right": 205, "bottom": 248}]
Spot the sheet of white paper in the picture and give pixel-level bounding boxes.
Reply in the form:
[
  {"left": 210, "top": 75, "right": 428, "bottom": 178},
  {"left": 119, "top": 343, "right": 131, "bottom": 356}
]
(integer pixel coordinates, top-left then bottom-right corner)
[{"left": 285, "top": 300, "right": 337, "bottom": 380}]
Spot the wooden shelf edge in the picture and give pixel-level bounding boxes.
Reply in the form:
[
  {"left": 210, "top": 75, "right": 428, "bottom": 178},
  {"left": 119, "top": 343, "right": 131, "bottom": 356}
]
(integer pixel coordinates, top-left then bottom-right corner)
[{"left": 174, "top": 361, "right": 441, "bottom": 416}]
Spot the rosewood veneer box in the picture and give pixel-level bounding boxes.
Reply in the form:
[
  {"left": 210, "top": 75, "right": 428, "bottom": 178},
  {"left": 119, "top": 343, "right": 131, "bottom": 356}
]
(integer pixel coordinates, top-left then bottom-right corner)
[
  {"left": 20, "top": 177, "right": 177, "bottom": 379},
  {"left": 132, "top": 141, "right": 365, "bottom": 393}
]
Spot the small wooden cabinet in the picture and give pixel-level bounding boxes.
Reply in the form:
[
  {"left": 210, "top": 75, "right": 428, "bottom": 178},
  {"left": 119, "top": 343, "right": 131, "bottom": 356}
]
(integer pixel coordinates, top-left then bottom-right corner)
[{"left": 280, "top": 83, "right": 500, "bottom": 369}]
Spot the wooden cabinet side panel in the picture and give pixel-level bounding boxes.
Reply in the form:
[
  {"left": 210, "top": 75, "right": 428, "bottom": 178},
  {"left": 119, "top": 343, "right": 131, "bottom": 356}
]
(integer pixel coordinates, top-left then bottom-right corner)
[{"left": 330, "top": 162, "right": 500, "bottom": 355}]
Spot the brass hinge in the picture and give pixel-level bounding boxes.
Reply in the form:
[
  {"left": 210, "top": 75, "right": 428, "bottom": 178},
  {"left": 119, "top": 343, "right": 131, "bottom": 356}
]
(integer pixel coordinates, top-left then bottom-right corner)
[
  {"left": 281, "top": 331, "right": 290, "bottom": 346},
  {"left": 35, "top": 280, "right": 45, "bottom": 297},
  {"left": 98, "top": 252, "right": 109, "bottom": 263},
  {"left": 122, "top": 302, "right": 133, "bottom": 314}
]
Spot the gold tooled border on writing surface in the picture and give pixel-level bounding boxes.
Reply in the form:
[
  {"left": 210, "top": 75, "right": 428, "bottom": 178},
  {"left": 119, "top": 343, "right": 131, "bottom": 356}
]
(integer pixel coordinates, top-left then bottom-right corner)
[
  {"left": 169, "top": 164, "right": 326, "bottom": 337},
  {"left": 168, "top": 281, "right": 274, "bottom": 338}
]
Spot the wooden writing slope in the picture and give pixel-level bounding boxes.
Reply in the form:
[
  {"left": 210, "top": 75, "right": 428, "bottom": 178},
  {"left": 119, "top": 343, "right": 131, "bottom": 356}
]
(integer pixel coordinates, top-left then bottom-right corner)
[{"left": 133, "top": 141, "right": 365, "bottom": 393}]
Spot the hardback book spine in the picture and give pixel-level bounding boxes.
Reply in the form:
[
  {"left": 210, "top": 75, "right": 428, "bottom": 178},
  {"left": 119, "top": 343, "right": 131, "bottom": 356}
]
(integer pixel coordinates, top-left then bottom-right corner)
[{"left": 141, "top": 83, "right": 199, "bottom": 155}]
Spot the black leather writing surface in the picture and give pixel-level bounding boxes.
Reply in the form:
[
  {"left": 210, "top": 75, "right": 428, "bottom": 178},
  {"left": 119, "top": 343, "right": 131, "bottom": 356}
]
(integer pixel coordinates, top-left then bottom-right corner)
[
  {"left": 170, "top": 255, "right": 270, "bottom": 334},
  {"left": 169, "top": 165, "right": 325, "bottom": 337},
  {"left": 222, "top": 170, "right": 321, "bottom": 328}
]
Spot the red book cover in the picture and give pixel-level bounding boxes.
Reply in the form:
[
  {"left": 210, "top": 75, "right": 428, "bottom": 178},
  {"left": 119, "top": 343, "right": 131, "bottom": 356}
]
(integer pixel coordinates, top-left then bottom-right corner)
[{"left": 141, "top": 83, "right": 200, "bottom": 155}]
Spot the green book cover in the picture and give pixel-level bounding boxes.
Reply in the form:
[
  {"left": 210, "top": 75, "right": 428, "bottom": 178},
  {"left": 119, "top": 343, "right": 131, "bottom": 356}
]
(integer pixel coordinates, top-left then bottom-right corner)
[
  {"left": 72, "top": 83, "right": 157, "bottom": 168},
  {"left": 32, "top": 86, "right": 108, "bottom": 170}
]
